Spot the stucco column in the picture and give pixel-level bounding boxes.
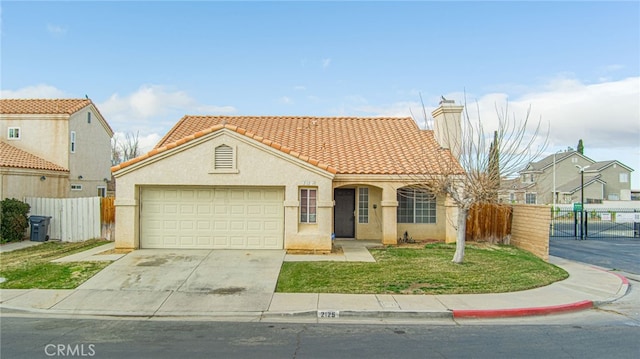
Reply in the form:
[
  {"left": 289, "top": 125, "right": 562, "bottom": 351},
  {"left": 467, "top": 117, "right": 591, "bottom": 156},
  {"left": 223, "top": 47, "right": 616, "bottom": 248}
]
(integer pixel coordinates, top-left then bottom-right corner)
[
  {"left": 444, "top": 195, "right": 458, "bottom": 243},
  {"left": 381, "top": 186, "right": 398, "bottom": 245},
  {"left": 283, "top": 200, "right": 299, "bottom": 250},
  {"left": 114, "top": 198, "right": 138, "bottom": 249}
]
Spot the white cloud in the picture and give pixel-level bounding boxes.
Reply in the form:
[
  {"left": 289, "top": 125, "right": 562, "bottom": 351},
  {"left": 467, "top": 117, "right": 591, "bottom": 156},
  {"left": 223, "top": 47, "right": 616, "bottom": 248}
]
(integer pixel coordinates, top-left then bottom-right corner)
[
  {"left": 279, "top": 96, "right": 293, "bottom": 105},
  {"left": 47, "top": 24, "right": 67, "bottom": 37},
  {"left": 0, "top": 84, "right": 69, "bottom": 98},
  {"left": 294, "top": 85, "right": 306, "bottom": 91},
  {"left": 322, "top": 58, "right": 332, "bottom": 69},
  {"left": 99, "top": 84, "right": 236, "bottom": 133},
  {"left": 112, "top": 131, "right": 162, "bottom": 155}
]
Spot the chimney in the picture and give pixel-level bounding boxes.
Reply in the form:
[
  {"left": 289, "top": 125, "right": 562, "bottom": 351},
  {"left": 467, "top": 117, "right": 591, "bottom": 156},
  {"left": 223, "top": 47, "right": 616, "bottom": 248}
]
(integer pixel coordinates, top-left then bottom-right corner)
[{"left": 431, "top": 98, "right": 463, "bottom": 159}]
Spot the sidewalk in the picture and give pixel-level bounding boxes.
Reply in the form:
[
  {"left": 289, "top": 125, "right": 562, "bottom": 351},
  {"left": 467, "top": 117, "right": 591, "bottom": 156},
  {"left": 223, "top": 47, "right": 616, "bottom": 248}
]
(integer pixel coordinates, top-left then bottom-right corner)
[{"left": 0, "top": 241, "right": 630, "bottom": 321}]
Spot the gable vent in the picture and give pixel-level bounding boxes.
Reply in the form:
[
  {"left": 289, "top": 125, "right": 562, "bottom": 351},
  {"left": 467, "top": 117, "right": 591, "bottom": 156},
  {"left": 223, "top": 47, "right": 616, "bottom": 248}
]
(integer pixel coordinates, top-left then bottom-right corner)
[{"left": 214, "top": 145, "right": 234, "bottom": 169}]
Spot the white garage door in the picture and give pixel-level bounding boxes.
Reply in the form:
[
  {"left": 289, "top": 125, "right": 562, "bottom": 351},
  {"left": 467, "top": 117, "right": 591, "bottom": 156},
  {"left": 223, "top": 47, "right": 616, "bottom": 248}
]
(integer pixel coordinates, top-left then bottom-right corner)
[{"left": 140, "top": 187, "right": 284, "bottom": 249}]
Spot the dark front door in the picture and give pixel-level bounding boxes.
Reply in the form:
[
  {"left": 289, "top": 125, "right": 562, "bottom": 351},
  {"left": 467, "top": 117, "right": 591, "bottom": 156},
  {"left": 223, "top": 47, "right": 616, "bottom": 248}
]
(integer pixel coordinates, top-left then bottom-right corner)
[{"left": 334, "top": 188, "right": 355, "bottom": 238}]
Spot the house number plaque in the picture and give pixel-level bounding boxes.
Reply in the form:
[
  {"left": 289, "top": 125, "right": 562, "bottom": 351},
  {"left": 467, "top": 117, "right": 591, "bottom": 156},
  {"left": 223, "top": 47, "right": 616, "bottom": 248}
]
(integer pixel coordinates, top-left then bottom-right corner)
[{"left": 318, "top": 310, "right": 339, "bottom": 318}]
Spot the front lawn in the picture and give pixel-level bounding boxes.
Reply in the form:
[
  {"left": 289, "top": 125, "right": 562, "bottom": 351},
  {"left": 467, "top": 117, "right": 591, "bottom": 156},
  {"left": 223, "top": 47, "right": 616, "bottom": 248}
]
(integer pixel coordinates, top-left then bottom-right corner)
[
  {"left": 277, "top": 243, "right": 568, "bottom": 294},
  {"left": 0, "top": 239, "right": 112, "bottom": 289}
]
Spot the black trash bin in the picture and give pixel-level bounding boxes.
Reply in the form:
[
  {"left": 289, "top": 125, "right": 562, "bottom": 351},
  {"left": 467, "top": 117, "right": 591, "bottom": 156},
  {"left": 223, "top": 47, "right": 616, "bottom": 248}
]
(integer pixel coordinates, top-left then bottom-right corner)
[{"left": 29, "top": 216, "right": 52, "bottom": 242}]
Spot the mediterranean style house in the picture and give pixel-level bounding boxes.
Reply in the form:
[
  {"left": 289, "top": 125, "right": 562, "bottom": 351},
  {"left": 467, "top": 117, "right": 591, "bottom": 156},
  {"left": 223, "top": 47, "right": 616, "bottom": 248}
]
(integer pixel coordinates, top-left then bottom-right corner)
[
  {"left": 112, "top": 100, "right": 465, "bottom": 252},
  {"left": 500, "top": 151, "right": 634, "bottom": 205},
  {"left": 0, "top": 99, "right": 114, "bottom": 200}
]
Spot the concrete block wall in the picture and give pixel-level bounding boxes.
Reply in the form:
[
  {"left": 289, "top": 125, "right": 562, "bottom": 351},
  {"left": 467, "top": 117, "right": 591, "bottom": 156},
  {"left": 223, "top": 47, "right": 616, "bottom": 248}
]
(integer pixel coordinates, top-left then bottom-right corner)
[{"left": 510, "top": 204, "right": 550, "bottom": 261}]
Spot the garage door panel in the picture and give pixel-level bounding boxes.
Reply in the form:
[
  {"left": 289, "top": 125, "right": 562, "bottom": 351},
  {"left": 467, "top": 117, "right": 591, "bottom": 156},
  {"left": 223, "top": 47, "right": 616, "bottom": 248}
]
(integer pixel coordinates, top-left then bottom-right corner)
[{"left": 141, "top": 187, "right": 284, "bottom": 249}]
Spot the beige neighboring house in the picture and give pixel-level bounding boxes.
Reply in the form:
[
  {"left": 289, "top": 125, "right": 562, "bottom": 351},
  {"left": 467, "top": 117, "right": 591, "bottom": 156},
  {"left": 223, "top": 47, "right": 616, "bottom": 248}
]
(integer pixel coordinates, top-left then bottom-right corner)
[
  {"left": 0, "top": 99, "right": 114, "bottom": 200},
  {"left": 112, "top": 101, "right": 464, "bottom": 252},
  {"left": 500, "top": 151, "right": 634, "bottom": 205}
]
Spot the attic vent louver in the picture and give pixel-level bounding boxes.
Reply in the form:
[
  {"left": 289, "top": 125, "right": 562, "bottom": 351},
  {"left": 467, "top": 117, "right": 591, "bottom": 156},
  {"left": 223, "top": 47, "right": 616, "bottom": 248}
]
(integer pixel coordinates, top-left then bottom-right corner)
[{"left": 214, "top": 144, "right": 233, "bottom": 169}]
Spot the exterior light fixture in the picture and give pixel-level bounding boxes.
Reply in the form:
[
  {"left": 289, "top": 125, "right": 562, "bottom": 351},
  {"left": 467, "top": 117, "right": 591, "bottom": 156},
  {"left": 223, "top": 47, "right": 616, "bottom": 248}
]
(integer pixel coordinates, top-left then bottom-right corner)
[{"left": 40, "top": 176, "right": 46, "bottom": 181}]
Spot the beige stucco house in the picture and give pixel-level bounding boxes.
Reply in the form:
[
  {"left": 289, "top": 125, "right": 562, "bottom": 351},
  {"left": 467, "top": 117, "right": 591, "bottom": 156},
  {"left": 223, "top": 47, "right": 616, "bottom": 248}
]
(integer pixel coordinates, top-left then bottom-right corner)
[
  {"left": 0, "top": 99, "right": 114, "bottom": 200},
  {"left": 500, "top": 151, "right": 634, "bottom": 205},
  {"left": 112, "top": 101, "right": 464, "bottom": 252}
]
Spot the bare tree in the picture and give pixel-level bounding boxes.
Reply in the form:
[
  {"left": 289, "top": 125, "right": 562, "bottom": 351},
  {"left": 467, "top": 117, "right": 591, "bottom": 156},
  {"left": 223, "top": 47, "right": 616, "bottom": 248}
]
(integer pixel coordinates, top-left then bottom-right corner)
[
  {"left": 407, "top": 95, "right": 548, "bottom": 263},
  {"left": 111, "top": 131, "right": 141, "bottom": 166}
]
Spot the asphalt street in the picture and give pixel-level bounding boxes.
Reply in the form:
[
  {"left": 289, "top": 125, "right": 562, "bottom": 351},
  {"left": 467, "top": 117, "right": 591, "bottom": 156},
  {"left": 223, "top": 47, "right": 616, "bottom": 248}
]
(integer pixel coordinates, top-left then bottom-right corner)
[{"left": 549, "top": 237, "right": 640, "bottom": 275}]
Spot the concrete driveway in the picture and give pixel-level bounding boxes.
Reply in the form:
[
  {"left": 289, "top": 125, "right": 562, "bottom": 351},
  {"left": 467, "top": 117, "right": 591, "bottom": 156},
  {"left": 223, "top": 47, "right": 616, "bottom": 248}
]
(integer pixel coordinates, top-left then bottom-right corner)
[{"left": 50, "top": 249, "right": 285, "bottom": 315}]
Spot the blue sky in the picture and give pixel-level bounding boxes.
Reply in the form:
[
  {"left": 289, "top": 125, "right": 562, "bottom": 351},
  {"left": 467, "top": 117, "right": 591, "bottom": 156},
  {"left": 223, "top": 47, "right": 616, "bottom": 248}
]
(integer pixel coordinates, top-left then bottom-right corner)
[{"left": 2, "top": 1, "right": 639, "bottom": 186}]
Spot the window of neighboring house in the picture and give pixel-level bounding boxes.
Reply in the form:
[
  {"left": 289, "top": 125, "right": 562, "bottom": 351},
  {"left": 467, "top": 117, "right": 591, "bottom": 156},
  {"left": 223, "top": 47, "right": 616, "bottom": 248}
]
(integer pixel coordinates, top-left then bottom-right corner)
[
  {"left": 620, "top": 173, "right": 629, "bottom": 183},
  {"left": 607, "top": 194, "right": 620, "bottom": 201},
  {"left": 70, "top": 131, "right": 76, "bottom": 153},
  {"left": 397, "top": 188, "right": 436, "bottom": 224},
  {"left": 97, "top": 186, "right": 106, "bottom": 197},
  {"left": 7, "top": 127, "right": 20, "bottom": 140},
  {"left": 358, "top": 187, "right": 369, "bottom": 224},
  {"left": 509, "top": 192, "right": 515, "bottom": 203},
  {"left": 530, "top": 174, "right": 535, "bottom": 182},
  {"left": 525, "top": 193, "right": 537, "bottom": 204},
  {"left": 572, "top": 157, "right": 577, "bottom": 163},
  {"left": 87, "top": 112, "right": 91, "bottom": 124},
  {"left": 71, "top": 184, "right": 82, "bottom": 191},
  {"left": 300, "top": 188, "right": 317, "bottom": 223}
]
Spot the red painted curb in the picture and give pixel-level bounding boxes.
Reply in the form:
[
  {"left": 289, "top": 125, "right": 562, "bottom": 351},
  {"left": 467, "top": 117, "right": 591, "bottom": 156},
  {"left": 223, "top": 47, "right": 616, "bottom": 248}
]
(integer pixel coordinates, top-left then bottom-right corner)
[
  {"left": 452, "top": 300, "right": 594, "bottom": 318},
  {"left": 606, "top": 271, "right": 629, "bottom": 285}
]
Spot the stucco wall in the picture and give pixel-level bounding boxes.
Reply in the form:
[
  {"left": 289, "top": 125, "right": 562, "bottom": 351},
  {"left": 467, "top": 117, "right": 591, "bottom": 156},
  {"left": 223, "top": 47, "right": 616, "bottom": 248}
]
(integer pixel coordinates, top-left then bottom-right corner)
[
  {"left": 0, "top": 116, "right": 70, "bottom": 168},
  {"left": 0, "top": 169, "right": 69, "bottom": 200},
  {"left": 68, "top": 108, "right": 113, "bottom": 198},
  {"left": 113, "top": 130, "right": 334, "bottom": 251},
  {"left": 510, "top": 204, "right": 550, "bottom": 261}
]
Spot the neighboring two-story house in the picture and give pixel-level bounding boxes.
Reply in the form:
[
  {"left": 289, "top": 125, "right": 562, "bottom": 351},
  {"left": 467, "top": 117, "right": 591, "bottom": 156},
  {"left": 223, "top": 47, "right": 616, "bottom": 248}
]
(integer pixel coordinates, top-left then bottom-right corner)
[
  {"left": 500, "top": 151, "right": 634, "bottom": 205},
  {"left": 0, "top": 99, "right": 114, "bottom": 200}
]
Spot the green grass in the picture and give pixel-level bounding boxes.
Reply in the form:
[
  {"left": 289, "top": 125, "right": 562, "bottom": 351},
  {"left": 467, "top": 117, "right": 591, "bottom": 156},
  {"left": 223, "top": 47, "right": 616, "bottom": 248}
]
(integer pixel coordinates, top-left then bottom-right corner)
[
  {"left": 0, "top": 239, "right": 112, "bottom": 289},
  {"left": 277, "top": 243, "right": 569, "bottom": 294}
]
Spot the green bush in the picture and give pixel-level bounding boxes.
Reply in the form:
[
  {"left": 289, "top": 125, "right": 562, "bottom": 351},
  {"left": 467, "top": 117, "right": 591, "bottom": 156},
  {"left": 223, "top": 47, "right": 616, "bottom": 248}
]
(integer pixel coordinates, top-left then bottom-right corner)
[{"left": 1, "top": 198, "right": 31, "bottom": 243}]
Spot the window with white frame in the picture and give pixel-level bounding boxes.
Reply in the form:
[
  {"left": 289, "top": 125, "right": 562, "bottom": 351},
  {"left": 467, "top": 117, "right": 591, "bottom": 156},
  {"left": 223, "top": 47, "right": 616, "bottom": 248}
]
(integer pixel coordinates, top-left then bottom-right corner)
[
  {"left": 358, "top": 187, "right": 369, "bottom": 223},
  {"left": 97, "top": 186, "right": 106, "bottom": 197},
  {"left": 87, "top": 112, "right": 92, "bottom": 123},
  {"left": 71, "top": 184, "right": 82, "bottom": 191},
  {"left": 300, "top": 188, "right": 317, "bottom": 223},
  {"left": 70, "top": 131, "right": 76, "bottom": 153},
  {"left": 620, "top": 173, "right": 629, "bottom": 183},
  {"left": 7, "top": 127, "right": 20, "bottom": 140},
  {"left": 525, "top": 193, "right": 537, "bottom": 204},
  {"left": 397, "top": 188, "right": 436, "bottom": 224}
]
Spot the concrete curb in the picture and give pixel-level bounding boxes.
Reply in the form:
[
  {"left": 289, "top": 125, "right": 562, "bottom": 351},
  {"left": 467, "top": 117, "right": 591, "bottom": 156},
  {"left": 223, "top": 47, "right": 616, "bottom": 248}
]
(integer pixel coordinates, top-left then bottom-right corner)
[{"left": 591, "top": 270, "right": 630, "bottom": 306}]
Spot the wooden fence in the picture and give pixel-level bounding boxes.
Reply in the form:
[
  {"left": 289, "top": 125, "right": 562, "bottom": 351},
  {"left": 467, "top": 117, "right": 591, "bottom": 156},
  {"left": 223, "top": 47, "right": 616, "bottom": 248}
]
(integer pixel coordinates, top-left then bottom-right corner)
[
  {"left": 101, "top": 197, "right": 115, "bottom": 241},
  {"left": 465, "top": 203, "right": 513, "bottom": 244},
  {"left": 24, "top": 197, "right": 115, "bottom": 242}
]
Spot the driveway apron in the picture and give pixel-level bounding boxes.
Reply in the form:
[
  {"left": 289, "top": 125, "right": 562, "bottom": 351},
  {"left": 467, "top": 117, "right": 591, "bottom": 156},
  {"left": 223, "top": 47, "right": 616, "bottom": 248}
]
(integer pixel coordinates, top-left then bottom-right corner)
[{"left": 53, "top": 249, "right": 285, "bottom": 315}]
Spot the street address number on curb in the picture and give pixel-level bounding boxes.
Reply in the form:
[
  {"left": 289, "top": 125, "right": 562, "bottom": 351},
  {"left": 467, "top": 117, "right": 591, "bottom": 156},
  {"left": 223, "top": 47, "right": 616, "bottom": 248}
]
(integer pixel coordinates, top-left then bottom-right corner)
[{"left": 318, "top": 310, "right": 339, "bottom": 318}]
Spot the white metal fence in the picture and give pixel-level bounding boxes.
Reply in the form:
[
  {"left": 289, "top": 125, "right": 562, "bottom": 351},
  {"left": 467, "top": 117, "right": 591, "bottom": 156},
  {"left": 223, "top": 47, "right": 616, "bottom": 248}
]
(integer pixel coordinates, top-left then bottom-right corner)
[{"left": 24, "top": 197, "right": 101, "bottom": 242}]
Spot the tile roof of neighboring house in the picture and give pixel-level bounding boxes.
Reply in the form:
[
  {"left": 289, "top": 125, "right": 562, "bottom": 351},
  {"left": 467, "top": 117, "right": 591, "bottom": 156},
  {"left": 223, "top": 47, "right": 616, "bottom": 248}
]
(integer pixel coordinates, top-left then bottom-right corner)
[
  {"left": 113, "top": 116, "right": 463, "bottom": 175},
  {"left": 499, "top": 177, "right": 535, "bottom": 191},
  {"left": 0, "top": 98, "right": 92, "bottom": 114},
  {"left": 0, "top": 141, "right": 69, "bottom": 172},
  {"left": 525, "top": 151, "right": 587, "bottom": 171},
  {"left": 0, "top": 98, "right": 114, "bottom": 134},
  {"left": 555, "top": 174, "right": 604, "bottom": 193}
]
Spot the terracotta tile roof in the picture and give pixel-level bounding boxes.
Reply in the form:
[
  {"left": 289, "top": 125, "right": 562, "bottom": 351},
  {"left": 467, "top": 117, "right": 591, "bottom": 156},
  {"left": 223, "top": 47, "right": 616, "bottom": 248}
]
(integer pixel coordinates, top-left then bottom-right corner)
[
  {"left": 0, "top": 141, "right": 69, "bottom": 172},
  {"left": 0, "top": 99, "right": 93, "bottom": 115},
  {"left": 114, "top": 116, "right": 463, "bottom": 175}
]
